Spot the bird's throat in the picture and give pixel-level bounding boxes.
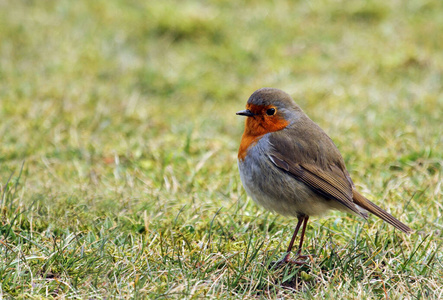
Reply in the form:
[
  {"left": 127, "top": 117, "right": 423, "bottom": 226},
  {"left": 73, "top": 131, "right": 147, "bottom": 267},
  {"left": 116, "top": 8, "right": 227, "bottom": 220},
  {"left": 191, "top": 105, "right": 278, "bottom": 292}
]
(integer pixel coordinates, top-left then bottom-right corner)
[{"left": 238, "top": 116, "right": 289, "bottom": 161}]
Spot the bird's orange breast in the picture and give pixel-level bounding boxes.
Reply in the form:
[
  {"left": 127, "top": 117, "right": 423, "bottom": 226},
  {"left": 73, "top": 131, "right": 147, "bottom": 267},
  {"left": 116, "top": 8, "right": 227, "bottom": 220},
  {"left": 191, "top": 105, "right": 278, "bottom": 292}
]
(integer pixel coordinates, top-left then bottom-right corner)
[{"left": 238, "top": 104, "right": 289, "bottom": 161}]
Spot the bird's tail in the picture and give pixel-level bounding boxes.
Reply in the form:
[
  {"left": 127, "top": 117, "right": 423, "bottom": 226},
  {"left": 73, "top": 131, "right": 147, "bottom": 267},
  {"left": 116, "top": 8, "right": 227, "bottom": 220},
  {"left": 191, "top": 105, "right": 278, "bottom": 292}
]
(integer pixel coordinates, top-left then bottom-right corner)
[{"left": 352, "top": 190, "right": 412, "bottom": 234}]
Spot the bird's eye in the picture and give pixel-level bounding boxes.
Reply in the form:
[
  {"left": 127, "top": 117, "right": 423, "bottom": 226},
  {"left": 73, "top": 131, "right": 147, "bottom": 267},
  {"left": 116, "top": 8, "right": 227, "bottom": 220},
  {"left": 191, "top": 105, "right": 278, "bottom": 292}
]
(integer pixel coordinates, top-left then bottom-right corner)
[{"left": 266, "top": 108, "right": 276, "bottom": 116}]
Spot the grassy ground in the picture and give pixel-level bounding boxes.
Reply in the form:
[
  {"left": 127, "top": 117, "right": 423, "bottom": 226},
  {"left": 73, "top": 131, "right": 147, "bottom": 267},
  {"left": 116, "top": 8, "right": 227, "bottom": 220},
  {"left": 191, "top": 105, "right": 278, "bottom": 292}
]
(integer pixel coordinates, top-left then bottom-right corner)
[{"left": 1, "top": 0, "right": 442, "bottom": 298}]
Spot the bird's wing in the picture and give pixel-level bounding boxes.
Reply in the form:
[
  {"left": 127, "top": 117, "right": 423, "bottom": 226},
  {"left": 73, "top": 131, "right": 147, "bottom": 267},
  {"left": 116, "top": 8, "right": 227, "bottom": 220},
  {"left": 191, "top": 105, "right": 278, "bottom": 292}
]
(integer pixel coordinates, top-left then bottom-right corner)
[
  {"left": 268, "top": 154, "right": 366, "bottom": 218},
  {"left": 267, "top": 126, "right": 367, "bottom": 217},
  {"left": 267, "top": 127, "right": 412, "bottom": 234}
]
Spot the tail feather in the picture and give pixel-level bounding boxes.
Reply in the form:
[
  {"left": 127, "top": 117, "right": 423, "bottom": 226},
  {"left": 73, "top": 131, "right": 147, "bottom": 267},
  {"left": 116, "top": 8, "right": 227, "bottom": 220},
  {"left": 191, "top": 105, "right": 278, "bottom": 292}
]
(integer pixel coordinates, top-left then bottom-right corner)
[{"left": 352, "top": 190, "right": 412, "bottom": 234}]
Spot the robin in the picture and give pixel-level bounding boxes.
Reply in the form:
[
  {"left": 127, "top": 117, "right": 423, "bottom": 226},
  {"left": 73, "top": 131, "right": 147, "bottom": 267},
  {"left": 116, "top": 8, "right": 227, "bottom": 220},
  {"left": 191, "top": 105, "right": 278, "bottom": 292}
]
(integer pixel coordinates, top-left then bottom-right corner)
[{"left": 237, "top": 88, "right": 412, "bottom": 264}]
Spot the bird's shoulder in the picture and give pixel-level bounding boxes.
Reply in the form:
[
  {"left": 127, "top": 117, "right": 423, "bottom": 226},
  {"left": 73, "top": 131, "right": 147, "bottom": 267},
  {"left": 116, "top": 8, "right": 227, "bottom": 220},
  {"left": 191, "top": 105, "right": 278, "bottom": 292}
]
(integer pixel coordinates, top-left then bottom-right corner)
[{"left": 268, "top": 121, "right": 345, "bottom": 169}]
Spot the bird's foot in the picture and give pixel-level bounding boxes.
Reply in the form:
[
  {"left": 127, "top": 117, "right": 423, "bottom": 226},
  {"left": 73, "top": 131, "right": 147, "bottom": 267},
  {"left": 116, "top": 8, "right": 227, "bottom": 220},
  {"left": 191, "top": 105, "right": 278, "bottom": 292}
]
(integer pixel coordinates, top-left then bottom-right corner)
[
  {"left": 269, "top": 252, "right": 313, "bottom": 269},
  {"left": 295, "top": 254, "right": 314, "bottom": 260}
]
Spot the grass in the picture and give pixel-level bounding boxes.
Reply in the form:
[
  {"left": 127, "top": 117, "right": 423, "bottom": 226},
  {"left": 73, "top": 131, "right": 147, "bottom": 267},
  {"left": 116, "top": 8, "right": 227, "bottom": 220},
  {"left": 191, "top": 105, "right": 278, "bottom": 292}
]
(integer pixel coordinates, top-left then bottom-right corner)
[{"left": 0, "top": 0, "right": 442, "bottom": 298}]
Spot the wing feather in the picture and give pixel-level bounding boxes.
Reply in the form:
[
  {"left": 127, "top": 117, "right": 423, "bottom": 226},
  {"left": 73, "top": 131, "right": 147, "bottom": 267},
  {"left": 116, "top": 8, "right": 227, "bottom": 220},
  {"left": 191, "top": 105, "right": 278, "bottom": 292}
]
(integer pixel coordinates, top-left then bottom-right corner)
[{"left": 269, "top": 154, "right": 366, "bottom": 217}]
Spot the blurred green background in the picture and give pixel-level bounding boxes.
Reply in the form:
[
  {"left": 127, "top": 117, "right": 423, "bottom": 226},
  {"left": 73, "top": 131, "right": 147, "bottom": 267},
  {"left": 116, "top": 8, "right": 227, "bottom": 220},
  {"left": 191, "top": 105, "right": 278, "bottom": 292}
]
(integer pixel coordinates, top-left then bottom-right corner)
[{"left": 1, "top": 0, "right": 442, "bottom": 298}]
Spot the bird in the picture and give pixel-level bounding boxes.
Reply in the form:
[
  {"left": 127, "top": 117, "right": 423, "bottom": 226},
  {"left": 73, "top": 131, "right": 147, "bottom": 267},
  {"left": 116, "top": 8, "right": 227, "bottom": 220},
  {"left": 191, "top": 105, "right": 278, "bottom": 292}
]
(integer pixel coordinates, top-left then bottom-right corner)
[{"left": 236, "top": 87, "right": 412, "bottom": 265}]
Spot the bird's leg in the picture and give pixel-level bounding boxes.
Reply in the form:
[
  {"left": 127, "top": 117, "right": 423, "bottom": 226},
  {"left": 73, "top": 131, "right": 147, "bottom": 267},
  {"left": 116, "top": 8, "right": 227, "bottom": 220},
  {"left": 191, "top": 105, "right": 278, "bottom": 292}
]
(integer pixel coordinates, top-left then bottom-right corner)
[
  {"left": 270, "top": 215, "right": 311, "bottom": 268},
  {"left": 294, "top": 216, "right": 311, "bottom": 260},
  {"left": 284, "top": 215, "right": 311, "bottom": 265},
  {"left": 282, "top": 216, "right": 304, "bottom": 263}
]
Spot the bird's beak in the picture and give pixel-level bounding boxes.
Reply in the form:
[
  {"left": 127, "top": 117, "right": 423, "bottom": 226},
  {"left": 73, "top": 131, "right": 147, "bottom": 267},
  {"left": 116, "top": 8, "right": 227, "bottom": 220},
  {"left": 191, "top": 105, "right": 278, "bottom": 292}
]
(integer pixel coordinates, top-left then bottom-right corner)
[{"left": 236, "top": 109, "right": 255, "bottom": 117}]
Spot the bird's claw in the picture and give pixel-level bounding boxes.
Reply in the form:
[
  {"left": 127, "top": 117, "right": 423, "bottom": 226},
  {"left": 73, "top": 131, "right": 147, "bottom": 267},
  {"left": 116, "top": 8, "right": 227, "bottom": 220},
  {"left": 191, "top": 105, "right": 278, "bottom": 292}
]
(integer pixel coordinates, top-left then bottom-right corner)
[{"left": 269, "top": 252, "right": 313, "bottom": 269}]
